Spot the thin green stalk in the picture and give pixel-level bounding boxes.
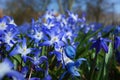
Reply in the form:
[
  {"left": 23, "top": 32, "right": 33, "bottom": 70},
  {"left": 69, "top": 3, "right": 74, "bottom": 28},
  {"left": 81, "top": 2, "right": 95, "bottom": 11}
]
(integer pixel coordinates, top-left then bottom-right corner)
[
  {"left": 90, "top": 53, "right": 98, "bottom": 80},
  {"left": 97, "top": 53, "right": 106, "bottom": 80},
  {"left": 41, "top": 46, "right": 46, "bottom": 56}
]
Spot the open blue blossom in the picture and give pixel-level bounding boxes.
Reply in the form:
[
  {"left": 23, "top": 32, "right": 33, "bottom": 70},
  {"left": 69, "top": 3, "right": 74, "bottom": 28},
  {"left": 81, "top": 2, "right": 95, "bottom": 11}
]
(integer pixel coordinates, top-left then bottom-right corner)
[
  {"left": 29, "top": 27, "right": 46, "bottom": 43},
  {"left": 0, "top": 16, "right": 16, "bottom": 31},
  {"left": 43, "top": 18, "right": 56, "bottom": 30},
  {"left": 10, "top": 38, "right": 32, "bottom": 62},
  {"left": 27, "top": 55, "right": 48, "bottom": 71},
  {"left": 0, "top": 58, "right": 24, "bottom": 80},
  {"left": 3, "top": 16, "right": 17, "bottom": 26},
  {"left": 91, "top": 37, "right": 110, "bottom": 54},
  {"left": 0, "top": 29, "right": 18, "bottom": 51},
  {"left": 62, "top": 28, "right": 78, "bottom": 43},
  {"left": 0, "top": 20, "right": 7, "bottom": 31},
  {"left": 0, "top": 16, "right": 8, "bottom": 31},
  {"left": 40, "top": 30, "right": 64, "bottom": 49},
  {"left": 44, "top": 10, "right": 55, "bottom": 20},
  {"left": 67, "top": 11, "right": 79, "bottom": 23},
  {"left": 27, "top": 52, "right": 51, "bottom": 80}
]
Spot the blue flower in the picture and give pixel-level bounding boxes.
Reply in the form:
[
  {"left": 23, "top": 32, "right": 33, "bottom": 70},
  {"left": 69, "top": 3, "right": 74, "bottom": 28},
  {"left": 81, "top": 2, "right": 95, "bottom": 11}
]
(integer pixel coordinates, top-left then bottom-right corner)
[
  {"left": 0, "top": 20, "right": 7, "bottom": 31},
  {"left": 29, "top": 27, "right": 45, "bottom": 43},
  {"left": 28, "top": 55, "right": 48, "bottom": 66},
  {"left": 0, "top": 16, "right": 17, "bottom": 32},
  {"left": 62, "top": 28, "right": 78, "bottom": 43},
  {"left": 67, "top": 11, "right": 79, "bottom": 23},
  {"left": 43, "top": 18, "right": 56, "bottom": 30},
  {"left": 50, "top": 49, "right": 62, "bottom": 62},
  {"left": 10, "top": 38, "right": 32, "bottom": 62},
  {"left": 65, "top": 46, "right": 76, "bottom": 59},
  {"left": 0, "top": 58, "right": 24, "bottom": 80},
  {"left": 27, "top": 51, "right": 48, "bottom": 71},
  {"left": 18, "top": 22, "right": 30, "bottom": 34},
  {"left": 40, "top": 31, "right": 64, "bottom": 49},
  {"left": 91, "top": 37, "right": 110, "bottom": 54},
  {"left": 44, "top": 10, "right": 55, "bottom": 20},
  {"left": 59, "top": 54, "right": 86, "bottom": 80},
  {"left": 67, "top": 62, "right": 80, "bottom": 76},
  {"left": 27, "top": 53, "right": 51, "bottom": 80},
  {"left": 74, "top": 58, "right": 87, "bottom": 68},
  {"left": 21, "top": 66, "right": 28, "bottom": 78},
  {"left": 0, "top": 30, "right": 18, "bottom": 51},
  {"left": 0, "top": 16, "right": 8, "bottom": 31},
  {"left": 65, "top": 58, "right": 86, "bottom": 77}
]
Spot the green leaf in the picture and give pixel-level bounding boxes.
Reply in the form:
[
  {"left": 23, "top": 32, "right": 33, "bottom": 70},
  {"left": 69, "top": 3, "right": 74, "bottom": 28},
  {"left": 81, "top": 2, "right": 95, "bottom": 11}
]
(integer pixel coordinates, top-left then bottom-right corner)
[
  {"left": 105, "top": 43, "right": 113, "bottom": 64},
  {"left": 96, "top": 43, "right": 113, "bottom": 80},
  {"left": 103, "top": 43, "right": 113, "bottom": 79},
  {"left": 13, "top": 55, "right": 25, "bottom": 66}
]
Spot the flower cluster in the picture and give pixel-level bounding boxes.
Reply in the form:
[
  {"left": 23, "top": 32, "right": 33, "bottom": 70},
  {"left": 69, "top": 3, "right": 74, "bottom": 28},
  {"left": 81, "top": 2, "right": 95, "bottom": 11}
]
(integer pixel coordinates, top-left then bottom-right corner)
[
  {"left": 0, "top": 11, "right": 87, "bottom": 80},
  {"left": 1, "top": 10, "right": 120, "bottom": 80}
]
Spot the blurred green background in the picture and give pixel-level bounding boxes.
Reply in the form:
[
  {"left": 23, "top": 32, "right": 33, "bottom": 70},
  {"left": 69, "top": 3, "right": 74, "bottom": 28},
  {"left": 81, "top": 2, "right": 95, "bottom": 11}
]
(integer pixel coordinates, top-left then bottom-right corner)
[{"left": 0, "top": 0, "right": 120, "bottom": 25}]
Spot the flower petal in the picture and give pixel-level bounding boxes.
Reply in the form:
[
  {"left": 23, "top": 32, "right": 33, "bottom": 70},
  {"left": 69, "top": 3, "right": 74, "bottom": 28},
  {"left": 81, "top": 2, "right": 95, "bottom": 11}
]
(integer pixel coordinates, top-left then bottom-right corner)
[{"left": 7, "top": 70, "right": 24, "bottom": 80}]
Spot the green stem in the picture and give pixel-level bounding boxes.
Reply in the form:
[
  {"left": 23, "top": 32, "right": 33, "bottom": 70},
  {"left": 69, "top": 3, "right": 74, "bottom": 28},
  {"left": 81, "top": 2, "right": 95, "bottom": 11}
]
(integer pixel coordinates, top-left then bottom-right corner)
[{"left": 90, "top": 53, "right": 97, "bottom": 80}]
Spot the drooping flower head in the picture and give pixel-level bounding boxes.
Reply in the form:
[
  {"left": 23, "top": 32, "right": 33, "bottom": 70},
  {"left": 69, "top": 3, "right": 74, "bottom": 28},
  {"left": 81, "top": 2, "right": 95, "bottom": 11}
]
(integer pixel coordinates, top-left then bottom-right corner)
[{"left": 91, "top": 37, "right": 110, "bottom": 54}]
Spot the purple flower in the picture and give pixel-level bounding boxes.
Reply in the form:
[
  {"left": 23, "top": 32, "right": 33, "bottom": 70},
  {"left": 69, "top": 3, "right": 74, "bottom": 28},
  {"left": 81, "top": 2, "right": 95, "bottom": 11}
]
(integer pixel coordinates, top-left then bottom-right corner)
[{"left": 91, "top": 37, "right": 110, "bottom": 54}]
